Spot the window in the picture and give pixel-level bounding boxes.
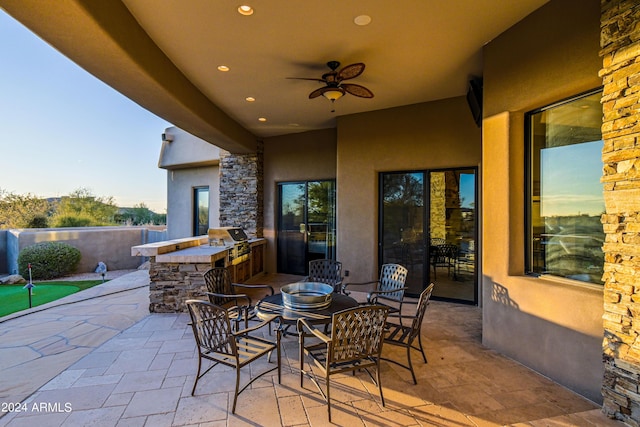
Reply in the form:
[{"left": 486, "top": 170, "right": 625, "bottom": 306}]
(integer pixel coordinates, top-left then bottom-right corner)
[
  {"left": 526, "top": 89, "right": 604, "bottom": 285},
  {"left": 193, "top": 187, "right": 209, "bottom": 236}
]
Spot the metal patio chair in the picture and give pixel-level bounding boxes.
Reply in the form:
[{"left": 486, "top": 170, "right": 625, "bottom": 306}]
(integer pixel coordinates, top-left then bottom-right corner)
[
  {"left": 382, "top": 283, "right": 434, "bottom": 384},
  {"left": 297, "top": 305, "right": 389, "bottom": 422},
  {"left": 186, "top": 299, "right": 282, "bottom": 414},
  {"left": 431, "top": 244, "right": 457, "bottom": 279},
  {"left": 342, "top": 263, "right": 408, "bottom": 319},
  {"left": 304, "top": 259, "right": 344, "bottom": 293},
  {"left": 203, "top": 267, "right": 274, "bottom": 331}
]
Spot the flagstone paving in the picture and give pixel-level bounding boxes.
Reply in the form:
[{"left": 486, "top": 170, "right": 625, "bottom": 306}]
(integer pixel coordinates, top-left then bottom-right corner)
[{"left": 0, "top": 271, "right": 622, "bottom": 426}]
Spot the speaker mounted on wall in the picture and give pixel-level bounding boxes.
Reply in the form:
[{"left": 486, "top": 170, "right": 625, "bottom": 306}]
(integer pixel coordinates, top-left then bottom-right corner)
[{"left": 466, "top": 77, "right": 483, "bottom": 128}]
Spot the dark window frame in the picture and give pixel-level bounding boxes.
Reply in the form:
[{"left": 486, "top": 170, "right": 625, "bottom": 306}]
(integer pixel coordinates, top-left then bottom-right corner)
[
  {"left": 524, "top": 87, "right": 604, "bottom": 284},
  {"left": 193, "top": 186, "right": 209, "bottom": 237}
]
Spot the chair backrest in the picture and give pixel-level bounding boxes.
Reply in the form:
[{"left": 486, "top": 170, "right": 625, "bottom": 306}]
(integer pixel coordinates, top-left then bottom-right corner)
[
  {"left": 186, "top": 299, "right": 236, "bottom": 357},
  {"left": 203, "top": 267, "right": 234, "bottom": 305},
  {"left": 307, "top": 259, "right": 343, "bottom": 291},
  {"left": 430, "top": 237, "right": 446, "bottom": 247},
  {"left": 330, "top": 305, "right": 389, "bottom": 363},
  {"left": 436, "top": 244, "right": 457, "bottom": 259},
  {"left": 377, "top": 263, "right": 408, "bottom": 302},
  {"left": 432, "top": 244, "right": 458, "bottom": 267},
  {"left": 408, "top": 283, "right": 434, "bottom": 343}
]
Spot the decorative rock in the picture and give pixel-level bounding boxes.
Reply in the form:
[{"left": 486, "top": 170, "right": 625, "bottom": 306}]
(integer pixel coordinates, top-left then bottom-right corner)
[{"left": 0, "top": 275, "right": 27, "bottom": 284}]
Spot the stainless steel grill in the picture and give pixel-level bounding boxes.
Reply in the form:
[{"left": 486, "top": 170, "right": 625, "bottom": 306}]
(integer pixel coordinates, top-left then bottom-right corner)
[{"left": 208, "top": 227, "right": 251, "bottom": 265}]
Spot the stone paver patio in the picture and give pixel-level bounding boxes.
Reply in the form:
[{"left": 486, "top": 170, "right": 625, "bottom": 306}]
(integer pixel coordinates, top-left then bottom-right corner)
[{"left": 0, "top": 271, "right": 621, "bottom": 426}]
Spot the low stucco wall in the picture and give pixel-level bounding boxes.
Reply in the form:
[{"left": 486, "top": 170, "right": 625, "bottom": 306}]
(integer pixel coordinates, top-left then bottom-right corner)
[
  {"left": 0, "top": 230, "right": 7, "bottom": 273},
  {"left": 5, "top": 226, "right": 166, "bottom": 275}
]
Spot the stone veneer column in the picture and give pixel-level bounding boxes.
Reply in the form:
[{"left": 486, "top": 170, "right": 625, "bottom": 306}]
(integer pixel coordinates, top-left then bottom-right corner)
[
  {"left": 218, "top": 141, "right": 263, "bottom": 238},
  {"left": 600, "top": 0, "right": 640, "bottom": 423}
]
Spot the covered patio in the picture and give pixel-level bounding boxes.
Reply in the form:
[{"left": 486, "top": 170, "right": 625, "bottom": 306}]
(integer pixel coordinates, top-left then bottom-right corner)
[{"left": 0, "top": 271, "right": 617, "bottom": 426}]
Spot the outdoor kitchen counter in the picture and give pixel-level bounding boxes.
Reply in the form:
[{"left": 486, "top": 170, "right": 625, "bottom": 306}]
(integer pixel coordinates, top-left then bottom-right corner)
[
  {"left": 132, "top": 236, "right": 267, "bottom": 313},
  {"left": 131, "top": 236, "right": 265, "bottom": 264},
  {"left": 131, "top": 235, "right": 209, "bottom": 257},
  {"left": 154, "top": 244, "right": 229, "bottom": 264}
]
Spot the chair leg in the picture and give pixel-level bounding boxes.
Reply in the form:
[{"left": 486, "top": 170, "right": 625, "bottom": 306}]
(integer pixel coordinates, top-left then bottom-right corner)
[
  {"left": 232, "top": 366, "right": 241, "bottom": 414},
  {"left": 191, "top": 354, "right": 202, "bottom": 396},
  {"left": 376, "top": 363, "right": 385, "bottom": 407},
  {"left": 299, "top": 337, "right": 304, "bottom": 387},
  {"left": 276, "top": 330, "right": 282, "bottom": 384},
  {"left": 417, "top": 334, "right": 428, "bottom": 363},
  {"left": 326, "top": 371, "right": 332, "bottom": 422},
  {"left": 407, "top": 346, "right": 417, "bottom": 385}
]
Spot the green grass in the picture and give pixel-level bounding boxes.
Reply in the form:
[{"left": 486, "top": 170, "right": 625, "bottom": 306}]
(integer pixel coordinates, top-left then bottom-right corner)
[{"left": 0, "top": 280, "right": 105, "bottom": 317}]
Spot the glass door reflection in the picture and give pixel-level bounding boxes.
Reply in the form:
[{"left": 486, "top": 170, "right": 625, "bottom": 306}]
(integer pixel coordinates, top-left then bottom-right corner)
[
  {"left": 380, "top": 168, "right": 477, "bottom": 304},
  {"left": 277, "top": 181, "right": 336, "bottom": 275},
  {"left": 380, "top": 172, "right": 425, "bottom": 296},
  {"left": 429, "top": 170, "right": 476, "bottom": 303}
]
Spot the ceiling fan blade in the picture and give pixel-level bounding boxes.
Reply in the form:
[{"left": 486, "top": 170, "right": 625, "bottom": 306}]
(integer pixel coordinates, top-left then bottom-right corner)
[
  {"left": 338, "top": 63, "right": 365, "bottom": 80},
  {"left": 286, "top": 77, "right": 326, "bottom": 83},
  {"left": 309, "top": 87, "right": 330, "bottom": 99},
  {"left": 341, "top": 83, "right": 374, "bottom": 98}
]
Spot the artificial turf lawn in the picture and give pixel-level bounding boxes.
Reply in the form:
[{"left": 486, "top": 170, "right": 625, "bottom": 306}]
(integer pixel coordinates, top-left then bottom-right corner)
[{"left": 0, "top": 280, "right": 105, "bottom": 317}]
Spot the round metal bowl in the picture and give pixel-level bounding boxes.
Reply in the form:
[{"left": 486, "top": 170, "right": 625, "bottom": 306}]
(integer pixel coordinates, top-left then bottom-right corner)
[{"left": 281, "top": 282, "right": 333, "bottom": 310}]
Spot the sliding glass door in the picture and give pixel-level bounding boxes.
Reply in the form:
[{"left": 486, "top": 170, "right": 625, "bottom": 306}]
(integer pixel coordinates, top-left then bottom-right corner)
[
  {"left": 380, "top": 172, "right": 426, "bottom": 295},
  {"left": 277, "top": 180, "right": 336, "bottom": 275},
  {"left": 380, "top": 168, "right": 477, "bottom": 303}
]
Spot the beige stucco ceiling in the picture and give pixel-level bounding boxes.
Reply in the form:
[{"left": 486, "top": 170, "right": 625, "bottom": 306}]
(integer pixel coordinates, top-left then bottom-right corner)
[{"left": 0, "top": 0, "right": 549, "bottom": 153}]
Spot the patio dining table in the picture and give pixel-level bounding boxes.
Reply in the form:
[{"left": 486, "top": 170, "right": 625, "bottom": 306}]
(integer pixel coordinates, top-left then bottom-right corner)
[{"left": 255, "top": 292, "right": 359, "bottom": 329}]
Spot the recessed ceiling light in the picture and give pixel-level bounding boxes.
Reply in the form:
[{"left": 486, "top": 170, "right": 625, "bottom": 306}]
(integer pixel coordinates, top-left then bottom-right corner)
[
  {"left": 354, "top": 15, "right": 371, "bottom": 26},
  {"left": 258, "top": 117, "right": 267, "bottom": 122},
  {"left": 238, "top": 5, "right": 254, "bottom": 16},
  {"left": 245, "top": 97, "right": 256, "bottom": 102},
  {"left": 217, "top": 65, "right": 230, "bottom": 72}
]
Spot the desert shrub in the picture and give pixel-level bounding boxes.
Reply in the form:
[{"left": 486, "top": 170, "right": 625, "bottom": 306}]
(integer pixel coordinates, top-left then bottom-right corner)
[
  {"left": 18, "top": 242, "right": 81, "bottom": 280},
  {"left": 27, "top": 215, "right": 49, "bottom": 228},
  {"left": 51, "top": 215, "right": 95, "bottom": 227}
]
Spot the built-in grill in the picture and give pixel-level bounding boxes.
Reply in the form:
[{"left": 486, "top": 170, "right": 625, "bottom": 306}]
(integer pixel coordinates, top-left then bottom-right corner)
[{"left": 208, "top": 227, "right": 251, "bottom": 265}]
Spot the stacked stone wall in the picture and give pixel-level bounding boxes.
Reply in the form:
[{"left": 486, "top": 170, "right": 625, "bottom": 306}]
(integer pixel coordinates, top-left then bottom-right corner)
[
  {"left": 600, "top": 0, "right": 640, "bottom": 423},
  {"left": 218, "top": 141, "right": 264, "bottom": 238},
  {"left": 148, "top": 258, "right": 210, "bottom": 312}
]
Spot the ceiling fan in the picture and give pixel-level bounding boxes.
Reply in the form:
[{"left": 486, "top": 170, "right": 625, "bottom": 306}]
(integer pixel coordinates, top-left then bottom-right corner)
[{"left": 288, "top": 61, "right": 374, "bottom": 111}]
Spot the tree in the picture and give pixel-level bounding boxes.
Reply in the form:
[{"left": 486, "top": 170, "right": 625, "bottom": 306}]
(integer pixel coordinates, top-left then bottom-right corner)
[
  {"left": 50, "top": 188, "right": 118, "bottom": 227},
  {"left": 115, "top": 202, "right": 166, "bottom": 225},
  {"left": 0, "top": 189, "right": 52, "bottom": 229}
]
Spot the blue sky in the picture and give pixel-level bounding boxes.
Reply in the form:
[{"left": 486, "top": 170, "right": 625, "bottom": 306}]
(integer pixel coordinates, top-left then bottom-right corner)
[
  {"left": 0, "top": 11, "right": 171, "bottom": 212},
  {"left": 541, "top": 140, "right": 605, "bottom": 217}
]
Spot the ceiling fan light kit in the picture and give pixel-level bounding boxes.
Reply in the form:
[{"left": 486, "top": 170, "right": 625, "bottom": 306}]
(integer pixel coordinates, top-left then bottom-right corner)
[{"left": 322, "top": 88, "right": 345, "bottom": 101}]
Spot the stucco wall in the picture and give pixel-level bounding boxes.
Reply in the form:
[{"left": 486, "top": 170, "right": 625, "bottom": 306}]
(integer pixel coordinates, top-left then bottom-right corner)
[
  {"left": 337, "top": 97, "right": 481, "bottom": 282},
  {"left": 482, "top": 0, "right": 604, "bottom": 402},
  {"left": 0, "top": 230, "right": 7, "bottom": 273},
  {"left": 7, "top": 227, "right": 153, "bottom": 274},
  {"left": 263, "top": 128, "right": 337, "bottom": 274},
  {"left": 158, "top": 126, "right": 221, "bottom": 169},
  {"left": 166, "top": 166, "right": 220, "bottom": 240}
]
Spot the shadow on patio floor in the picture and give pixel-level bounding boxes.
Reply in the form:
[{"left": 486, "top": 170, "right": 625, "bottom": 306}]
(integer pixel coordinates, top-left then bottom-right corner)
[{"left": 0, "top": 271, "right": 619, "bottom": 426}]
